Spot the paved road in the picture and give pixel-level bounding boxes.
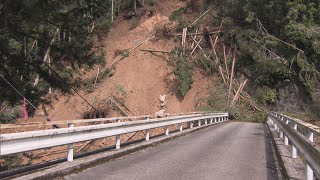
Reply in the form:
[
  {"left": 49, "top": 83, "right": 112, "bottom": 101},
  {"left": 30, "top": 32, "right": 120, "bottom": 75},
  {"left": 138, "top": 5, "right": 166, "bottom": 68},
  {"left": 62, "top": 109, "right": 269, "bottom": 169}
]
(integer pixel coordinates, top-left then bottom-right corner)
[{"left": 64, "top": 122, "right": 281, "bottom": 180}]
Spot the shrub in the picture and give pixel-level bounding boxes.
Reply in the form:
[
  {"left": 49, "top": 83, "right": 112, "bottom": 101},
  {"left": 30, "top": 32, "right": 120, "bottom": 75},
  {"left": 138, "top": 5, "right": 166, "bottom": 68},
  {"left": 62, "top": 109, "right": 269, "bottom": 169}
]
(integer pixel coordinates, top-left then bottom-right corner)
[
  {"left": 0, "top": 155, "right": 21, "bottom": 171},
  {"left": 255, "top": 87, "right": 277, "bottom": 105},
  {"left": 173, "top": 57, "right": 193, "bottom": 97},
  {"left": 176, "top": 18, "right": 189, "bottom": 32},
  {"left": 195, "top": 56, "right": 217, "bottom": 74},
  {"left": 251, "top": 111, "right": 267, "bottom": 123}
]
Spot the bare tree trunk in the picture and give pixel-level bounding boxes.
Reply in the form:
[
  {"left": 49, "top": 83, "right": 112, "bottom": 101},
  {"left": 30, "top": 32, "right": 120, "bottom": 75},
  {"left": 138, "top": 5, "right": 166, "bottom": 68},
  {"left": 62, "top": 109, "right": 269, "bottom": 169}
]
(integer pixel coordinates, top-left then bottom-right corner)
[
  {"left": 133, "top": 0, "right": 137, "bottom": 13},
  {"left": 48, "top": 55, "right": 52, "bottom": 94},
  {"left": 24, "top": 36, "right": 27, "bottom": 57},
  {"left": 228, "top": 56, "right": 236, "bottom": 106},
  {"left": 111, "top": 0, "right": 114, "bottom": 22}
]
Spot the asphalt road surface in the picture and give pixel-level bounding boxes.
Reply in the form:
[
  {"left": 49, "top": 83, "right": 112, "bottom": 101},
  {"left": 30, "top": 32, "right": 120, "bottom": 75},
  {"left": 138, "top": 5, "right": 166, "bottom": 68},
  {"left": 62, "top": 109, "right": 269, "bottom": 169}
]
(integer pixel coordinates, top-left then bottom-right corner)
[{"left": 64, "top": 122, "right": 280, "bottom": 180}]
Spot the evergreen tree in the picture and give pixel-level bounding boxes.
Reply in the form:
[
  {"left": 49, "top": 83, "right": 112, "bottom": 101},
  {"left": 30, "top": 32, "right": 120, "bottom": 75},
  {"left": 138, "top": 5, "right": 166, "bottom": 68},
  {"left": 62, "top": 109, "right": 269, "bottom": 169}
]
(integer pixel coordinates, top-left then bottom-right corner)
[{"left": 0, "top": 0, "right": 112, "bottom": 111}]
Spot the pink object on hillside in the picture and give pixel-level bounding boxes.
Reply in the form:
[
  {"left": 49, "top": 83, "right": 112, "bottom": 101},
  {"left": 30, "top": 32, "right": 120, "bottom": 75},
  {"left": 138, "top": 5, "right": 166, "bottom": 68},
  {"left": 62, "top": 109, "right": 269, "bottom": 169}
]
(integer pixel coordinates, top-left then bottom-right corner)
[{"left": 23, "top": 97, "right": 28, "bottom": 119}]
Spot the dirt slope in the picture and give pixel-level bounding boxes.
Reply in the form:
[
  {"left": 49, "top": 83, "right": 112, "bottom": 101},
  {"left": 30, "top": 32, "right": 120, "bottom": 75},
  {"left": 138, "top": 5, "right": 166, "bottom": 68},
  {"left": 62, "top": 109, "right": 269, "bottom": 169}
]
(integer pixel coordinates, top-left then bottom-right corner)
[{"left": 33, "top": 0, "right": 212, "bottom": 121}]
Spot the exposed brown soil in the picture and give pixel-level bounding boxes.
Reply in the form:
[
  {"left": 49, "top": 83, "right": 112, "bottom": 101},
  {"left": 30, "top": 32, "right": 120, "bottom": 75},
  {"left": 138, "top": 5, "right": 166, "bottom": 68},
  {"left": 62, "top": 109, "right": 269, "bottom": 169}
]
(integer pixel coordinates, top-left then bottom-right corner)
[{"left": 36, "top": 0, "right": 212, "bottom": 121}]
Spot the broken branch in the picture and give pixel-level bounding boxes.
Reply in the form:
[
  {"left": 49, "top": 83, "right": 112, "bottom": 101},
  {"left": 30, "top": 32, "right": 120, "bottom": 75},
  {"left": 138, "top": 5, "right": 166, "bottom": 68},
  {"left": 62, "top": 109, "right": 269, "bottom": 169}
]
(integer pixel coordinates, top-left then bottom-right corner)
[{"left": 141, "top": 49, "right": 171, "bottom": 53}]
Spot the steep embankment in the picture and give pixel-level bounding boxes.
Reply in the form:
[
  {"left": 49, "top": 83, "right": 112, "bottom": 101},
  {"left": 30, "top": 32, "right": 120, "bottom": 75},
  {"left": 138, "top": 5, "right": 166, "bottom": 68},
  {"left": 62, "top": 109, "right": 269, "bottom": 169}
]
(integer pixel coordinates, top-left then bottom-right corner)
[{"left": 37, "top": 0, "right": 212, "bottom": 121}]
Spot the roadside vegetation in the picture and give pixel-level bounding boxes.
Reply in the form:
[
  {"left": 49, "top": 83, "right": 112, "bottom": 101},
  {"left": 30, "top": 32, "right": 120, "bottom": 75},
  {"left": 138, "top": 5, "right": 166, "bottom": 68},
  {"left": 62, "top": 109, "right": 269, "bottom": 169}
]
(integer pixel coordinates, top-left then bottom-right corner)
[{"left": 216, "top": 0, "right": 320, "bottom": 117}]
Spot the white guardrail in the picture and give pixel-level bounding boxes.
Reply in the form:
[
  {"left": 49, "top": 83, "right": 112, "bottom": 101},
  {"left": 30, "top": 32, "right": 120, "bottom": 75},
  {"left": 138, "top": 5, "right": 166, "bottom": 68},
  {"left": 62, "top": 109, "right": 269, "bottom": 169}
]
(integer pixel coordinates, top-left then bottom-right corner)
[
  {"left": 268, "top": 112, "right": 320, "bottom": 180},
  {"left": 0, "top": 112, "right": 229, "bottom": 162},
  {"left": 0, "top": 111, "right": 218, "bottom": 129}
]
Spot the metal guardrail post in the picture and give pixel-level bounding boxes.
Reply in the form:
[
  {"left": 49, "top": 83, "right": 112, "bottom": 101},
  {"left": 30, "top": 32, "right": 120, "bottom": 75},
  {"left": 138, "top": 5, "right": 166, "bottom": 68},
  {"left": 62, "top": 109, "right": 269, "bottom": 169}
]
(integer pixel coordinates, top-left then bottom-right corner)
[
  {"left": 292, "top": 123, "right": 298, "bottom": 159},
  {"left": 198, "top": 120, "right": 201, "bottom": 127},
  {"left": 116, "top": 135, "right": 120, "bottom": 149},
  {"left": 165, "top": 127, "right": 169, "bottom": 135},
  {"left": 210, "top": 118, "right": 213, "bottom": 124},
  {"left": 190, "top": 121, "right": 194, "bottom": 129},
  {"left": 145, "top": 129, "right": 150, "bottom": 141},
  {"left": 284, "top": 119, "right": 289, "bottom": 146},
  {"left": 179, "top": 124, "right": 183, "bottom": 131},
  {"left": 306, "top": 130, "right": 314, "bottom": 180},
  {"left": 67, "top": 123, "right": 74, "bottom": 162},
  {"left": 280, "top": 130, "right": 284, "bottom": 138},
  {"left": 205, "top": 119, "right": 208, "bottom": 125},
  {"left": 145, "top": 117, "right": 150, "bottom": 141},
  {"left": 116, "top": 119, "right": 121, "bottom": 149}
]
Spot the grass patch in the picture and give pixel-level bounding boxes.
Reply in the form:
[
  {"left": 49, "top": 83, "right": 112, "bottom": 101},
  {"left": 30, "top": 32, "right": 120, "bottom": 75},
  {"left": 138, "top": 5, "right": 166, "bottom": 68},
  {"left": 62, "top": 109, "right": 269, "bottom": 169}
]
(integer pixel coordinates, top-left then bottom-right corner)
[{"left": 116, "top": 84, "right": 127, "bottom": 98}]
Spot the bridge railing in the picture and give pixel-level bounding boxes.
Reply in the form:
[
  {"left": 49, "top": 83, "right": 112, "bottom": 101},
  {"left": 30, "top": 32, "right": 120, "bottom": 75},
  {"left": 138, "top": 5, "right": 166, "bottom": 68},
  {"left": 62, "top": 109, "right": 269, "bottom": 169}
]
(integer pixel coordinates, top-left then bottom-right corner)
[
  {"left": 0, "top": 112, "right": 229, "bottom": 162},
  {"left": 268, "top": 112, "right": 320, "bottom": 180},
  {"left": 0, "top": 111, "right": 224, "bottom": 130}
]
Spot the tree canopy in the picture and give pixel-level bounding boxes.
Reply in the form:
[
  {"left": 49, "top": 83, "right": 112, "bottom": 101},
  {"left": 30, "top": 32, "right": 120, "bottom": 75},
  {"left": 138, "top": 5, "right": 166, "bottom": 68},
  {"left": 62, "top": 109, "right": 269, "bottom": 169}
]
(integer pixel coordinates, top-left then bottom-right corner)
[
  {"left": 219, "top": 0, "right": 320, "bottom": 93},
  {"left": 0, "top": 0, "right": 114, "bottom": 107}
]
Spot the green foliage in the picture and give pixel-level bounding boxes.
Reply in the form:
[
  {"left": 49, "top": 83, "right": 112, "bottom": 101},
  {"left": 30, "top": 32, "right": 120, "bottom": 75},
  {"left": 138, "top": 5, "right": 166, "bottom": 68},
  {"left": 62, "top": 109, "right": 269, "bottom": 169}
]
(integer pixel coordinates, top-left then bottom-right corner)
[
  {"left": 0, "top": 0, "right": 118, "bottom": 109},
  {"left": 93, "top": 49, "right": 107, "bottom": 67},
  {"left": 252, "top": 60, "right": 289, "bottom": 87},
  {"left": 176, "top": 18, "right": 189, "bottom": 32},
  {"left": 116, "top": 84, "right": 127, "bottom": 98},
  {"left": 219, "top": 0, "right": 320, "bottom": 94},
  {"left": 173, "top": 57, "right": 193, "bottom": 97},
  {"left": 255, "top": 87, "right": 277, "bottom": 105},
  {"left": 250, "top": 111, "right": 267, "bottom": 123},
  {"left": 0, "top": 103, "right": 20, "bottom": 124},
  {"left": 296, "top": 52, "right": 320, "bottom": 92},
  {"left": 207, "top": 83, "right": 228, "bottom": 111},
  {"left": 96, "top": 18, "right": 112, "bottom": 33},
  {"left": 0, "top": 155, "right": 21, "bottom": 171},
  {"left": 195, "top": 56, "right": 217, "bottom": 74}
]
